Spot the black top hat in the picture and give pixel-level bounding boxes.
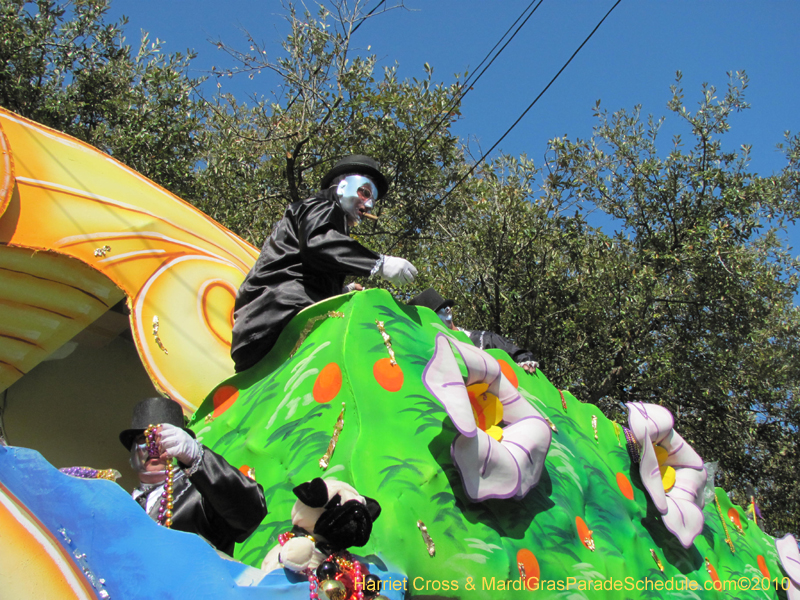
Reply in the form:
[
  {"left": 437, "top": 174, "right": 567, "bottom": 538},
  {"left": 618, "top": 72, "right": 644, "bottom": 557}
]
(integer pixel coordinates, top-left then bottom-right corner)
[
  {"left": 408, "top": 288, "right": 454, "bottom": 313},
  {"left": 320, "top": 155, "right": 390, "bottom": 199},
  {"left": 119, "top": 396, "right": 195, "bottom": 450}
]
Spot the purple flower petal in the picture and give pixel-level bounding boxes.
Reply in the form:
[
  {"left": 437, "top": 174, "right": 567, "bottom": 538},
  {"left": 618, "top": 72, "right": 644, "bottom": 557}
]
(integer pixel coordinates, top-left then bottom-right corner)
[
  {"left": 626, "top": 402, "right": 653, "bottom": 443},
  {"left": 425, "top": 335, "right": 554, "bottom": 502},
  {"left": 502, "top": 394, "right": 523, "bottom": 407},
  {"left": 626, "top": 401, "right": 674, "bottom": 444},
  {"left": 496, "top": 377, "right": 532, "bottom": 422},
  {"left": 422, "top": 335, "right": 477, "bottom": 437},
  {"left": 776, "top": 534, "right": 800, "bottom": 587},
  {"left": 453, "top": 341, "right": 501, "bottom": 390},
  {"left": 667, "top": 467, "right": 707, "bottom": 508},
  {"left": 662, "top": 496, "right": 704, "bottom": 549},
  {"left": 626, "top": 401, "right": 707, "bottom": 547},
  {"left": 452, "top": 431, "right": 521, "bottom": 501},
  {"left": 660, "top": 429, "right": 704, "bottom": 470},
  {"left": 502, "top": 417, "right": 551, "bottom": 499},
  {"left": 638, "top": 437, "right": 668, "bottom": 514}
]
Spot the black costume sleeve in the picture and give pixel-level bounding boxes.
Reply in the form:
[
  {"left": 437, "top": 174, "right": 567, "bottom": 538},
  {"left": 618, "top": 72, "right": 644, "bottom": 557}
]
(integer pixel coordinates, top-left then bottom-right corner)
[
  {"left": 187, "top": 446, "right": 267, "bottom": 544},
  {"left": 296, "top": 197, "right": 380, "bottom": 276},
  {"left": 475, "top": 330, "right": 536, "bottom": 363}
]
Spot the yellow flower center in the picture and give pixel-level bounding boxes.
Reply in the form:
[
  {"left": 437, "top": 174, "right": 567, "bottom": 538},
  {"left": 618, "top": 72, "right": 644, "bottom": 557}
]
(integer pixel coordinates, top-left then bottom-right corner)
[
  {"left": 467, "top": 383, "right": 504, "bottom": 442},
  {"left": 653, "top": 445, "right": 676, "bottom": 492}
]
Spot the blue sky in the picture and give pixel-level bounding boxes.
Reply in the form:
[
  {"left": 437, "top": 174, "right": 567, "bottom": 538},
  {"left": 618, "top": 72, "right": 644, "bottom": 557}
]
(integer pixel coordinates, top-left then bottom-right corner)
[{"left": 107, "top": 0, "right": 800, "bottom": 266}]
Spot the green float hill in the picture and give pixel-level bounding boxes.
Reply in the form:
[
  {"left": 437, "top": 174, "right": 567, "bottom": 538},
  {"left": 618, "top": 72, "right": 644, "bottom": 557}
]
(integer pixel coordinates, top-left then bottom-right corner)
[{"left": 191, "top": 289, "right": 788, "bottom": 599}]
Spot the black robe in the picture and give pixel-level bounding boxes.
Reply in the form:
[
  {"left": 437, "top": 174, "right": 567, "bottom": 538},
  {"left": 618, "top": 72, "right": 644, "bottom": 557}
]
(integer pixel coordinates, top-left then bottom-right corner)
[
  {"left": 465, "top": 329, "right": 536, "bottom": 364},
  {"left": 138, "top": 447, "right": 267, "bottom": 556},
  {"left": 231, "top": 189, "right": 380, "bottom": 371}
]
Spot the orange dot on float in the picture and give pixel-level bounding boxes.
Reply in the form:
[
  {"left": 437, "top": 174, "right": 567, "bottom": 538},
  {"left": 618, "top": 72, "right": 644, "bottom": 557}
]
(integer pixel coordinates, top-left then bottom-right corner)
[
  {"left": 498, "top": 359, "right": 519, "bottom": 388},
  {"left": 706, "top": 560, "right": 721, "bottom": 588},
  {"left": 239, "top": 465, "right": 256, "bottom": 481},
  {"left": 212, "top": 385, "right": 239, "bottom": 417},
  {"left": 728, "top": 508, "right": 742, "bottom": 533},
  {"left": 313, "top": 363, "right": 342, "bottom": 403},
  {"left": 575, "top": 516, "right": 594, "bottom": 550},
  {"left": 616, "top": 472, "right": 634, "bottom": 500},
  {"left": 516, "top": 548, "right": 540, "bottom": 590},
  {"left": 756, "top": 555, "right": 770, "bottom": 579},
  {"left": 373, "top": 357, "right": 404, "bottom": 392}
]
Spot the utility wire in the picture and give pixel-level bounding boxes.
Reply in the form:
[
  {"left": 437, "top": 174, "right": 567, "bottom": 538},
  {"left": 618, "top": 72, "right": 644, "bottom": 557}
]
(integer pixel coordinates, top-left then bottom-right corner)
[
  {"left": 343, "top": 0, "right": 543, "bottom": 204},
  {"left": 470, "top": 0, "right": 623, "bottom": 178},
  {"left": 385, "top": 0, "right": 545, "bottom": 246},
  {"left": 357, "top": 0, "right": 542, "bottom": 168},
  {"left": 385, "top": 0, "right": 623, "bottom": 253},
  {"left": 410, "top": 0, "right": 544, "bottom": 155},
  {"left": 352, "top": 0, "right": 387, "bottom": 34}
]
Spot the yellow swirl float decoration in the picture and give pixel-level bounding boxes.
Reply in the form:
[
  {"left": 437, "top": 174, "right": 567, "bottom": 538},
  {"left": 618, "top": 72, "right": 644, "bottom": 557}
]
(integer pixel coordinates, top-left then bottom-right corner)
[
  {"left": 0, "top": 107, "right": 257, "bottom": 411},
  {"left": 0, "top": 481, "right": 95, "bottom": 599}
]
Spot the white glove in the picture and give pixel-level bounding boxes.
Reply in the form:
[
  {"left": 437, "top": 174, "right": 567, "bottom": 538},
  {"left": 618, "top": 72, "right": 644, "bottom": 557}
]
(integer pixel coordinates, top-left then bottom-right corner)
[
  {"left": 159, "top": 423, "right": 201, "bottom": 466},
  {"left": 518, "top": 360, "right": 539, "bottom": 375},
  {"left": 379, "top": 255, "right": 417, "bottom": 286},
  {"left": 342, "top": 282, "right": 364, "bottom": 293}
]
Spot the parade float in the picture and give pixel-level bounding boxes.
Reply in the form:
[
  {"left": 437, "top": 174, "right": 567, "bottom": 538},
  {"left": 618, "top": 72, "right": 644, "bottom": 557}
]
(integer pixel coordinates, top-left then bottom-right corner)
[{"left": 0, "top": 106, "right": 798, "bottom": 599}]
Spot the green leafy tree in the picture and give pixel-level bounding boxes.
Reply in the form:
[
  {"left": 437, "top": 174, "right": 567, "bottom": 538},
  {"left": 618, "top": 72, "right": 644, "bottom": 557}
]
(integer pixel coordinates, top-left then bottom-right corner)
[
  {"left": 0, "top": 0, "right": 205, "bottom": 198},
  {"left": 196, "top": 0, "right": 469, "bottom": 255},
  {"left": 208, "top": 10, "right": 800, "bottom": 533},
  {"left": 4, "top": 0, "right": 798, "bottom": 538},
  {"left": 412, "top": 153, "right": 598, "bottom": 354},
  {"left": 442, "top": 72, "right": 800, "bottom": 534}
]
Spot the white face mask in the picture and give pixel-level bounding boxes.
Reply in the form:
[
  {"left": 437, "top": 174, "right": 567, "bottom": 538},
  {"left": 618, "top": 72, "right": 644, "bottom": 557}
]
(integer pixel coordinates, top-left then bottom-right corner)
[
  {"left": 335, "top": 175, "right": 377, "bottom": 225},
  {"left": 436, "top": 306, "right": 454, "bottom": 327}
]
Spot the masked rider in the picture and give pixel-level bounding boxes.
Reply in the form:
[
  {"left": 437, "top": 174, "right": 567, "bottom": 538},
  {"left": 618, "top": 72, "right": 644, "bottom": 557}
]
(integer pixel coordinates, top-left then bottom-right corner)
[
  {"left": 121, "top": 396, "right": 267, "bottom": 556},
  {"left": 409, "top": 288, "right": 539, "bottom": 374},
  {"left": 231, "top": 154, "right": 417, "bottom": 372}
]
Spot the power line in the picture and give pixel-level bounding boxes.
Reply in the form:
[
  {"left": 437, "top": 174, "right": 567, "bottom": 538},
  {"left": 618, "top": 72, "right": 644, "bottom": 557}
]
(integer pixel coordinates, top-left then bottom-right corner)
[
  {"left": 385, "top": 0, "right": 546, "bottom": 249},
  {"left": 411, "top": 0, "right": 545, "bottom": 154},
  {"left": 394, "top": 0, "right": 544, "bottom": 193},
  {"left": 345, "top": 0, "right": 544, "bottom": 203},
  {"left": 463, "top": 0, "right": 623, "bottom": 183},
  {"left": 352, "top": 0, "right": 387, "bottom": 35},
  {"left": 385, "top": 0, "right": 623, "bottom": 253}
]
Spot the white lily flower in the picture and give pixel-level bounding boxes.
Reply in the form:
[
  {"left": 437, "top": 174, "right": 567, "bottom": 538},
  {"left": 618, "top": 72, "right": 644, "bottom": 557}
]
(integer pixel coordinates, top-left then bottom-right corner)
[
  {"left": 627, "top": 402, "right": 707, "bottom": 548},
  {"left": 776, "top": 533, "right": 800, "bottom": 600},
  {"left": 423, "top": 334, "right": 551, "bottom": 502}
]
